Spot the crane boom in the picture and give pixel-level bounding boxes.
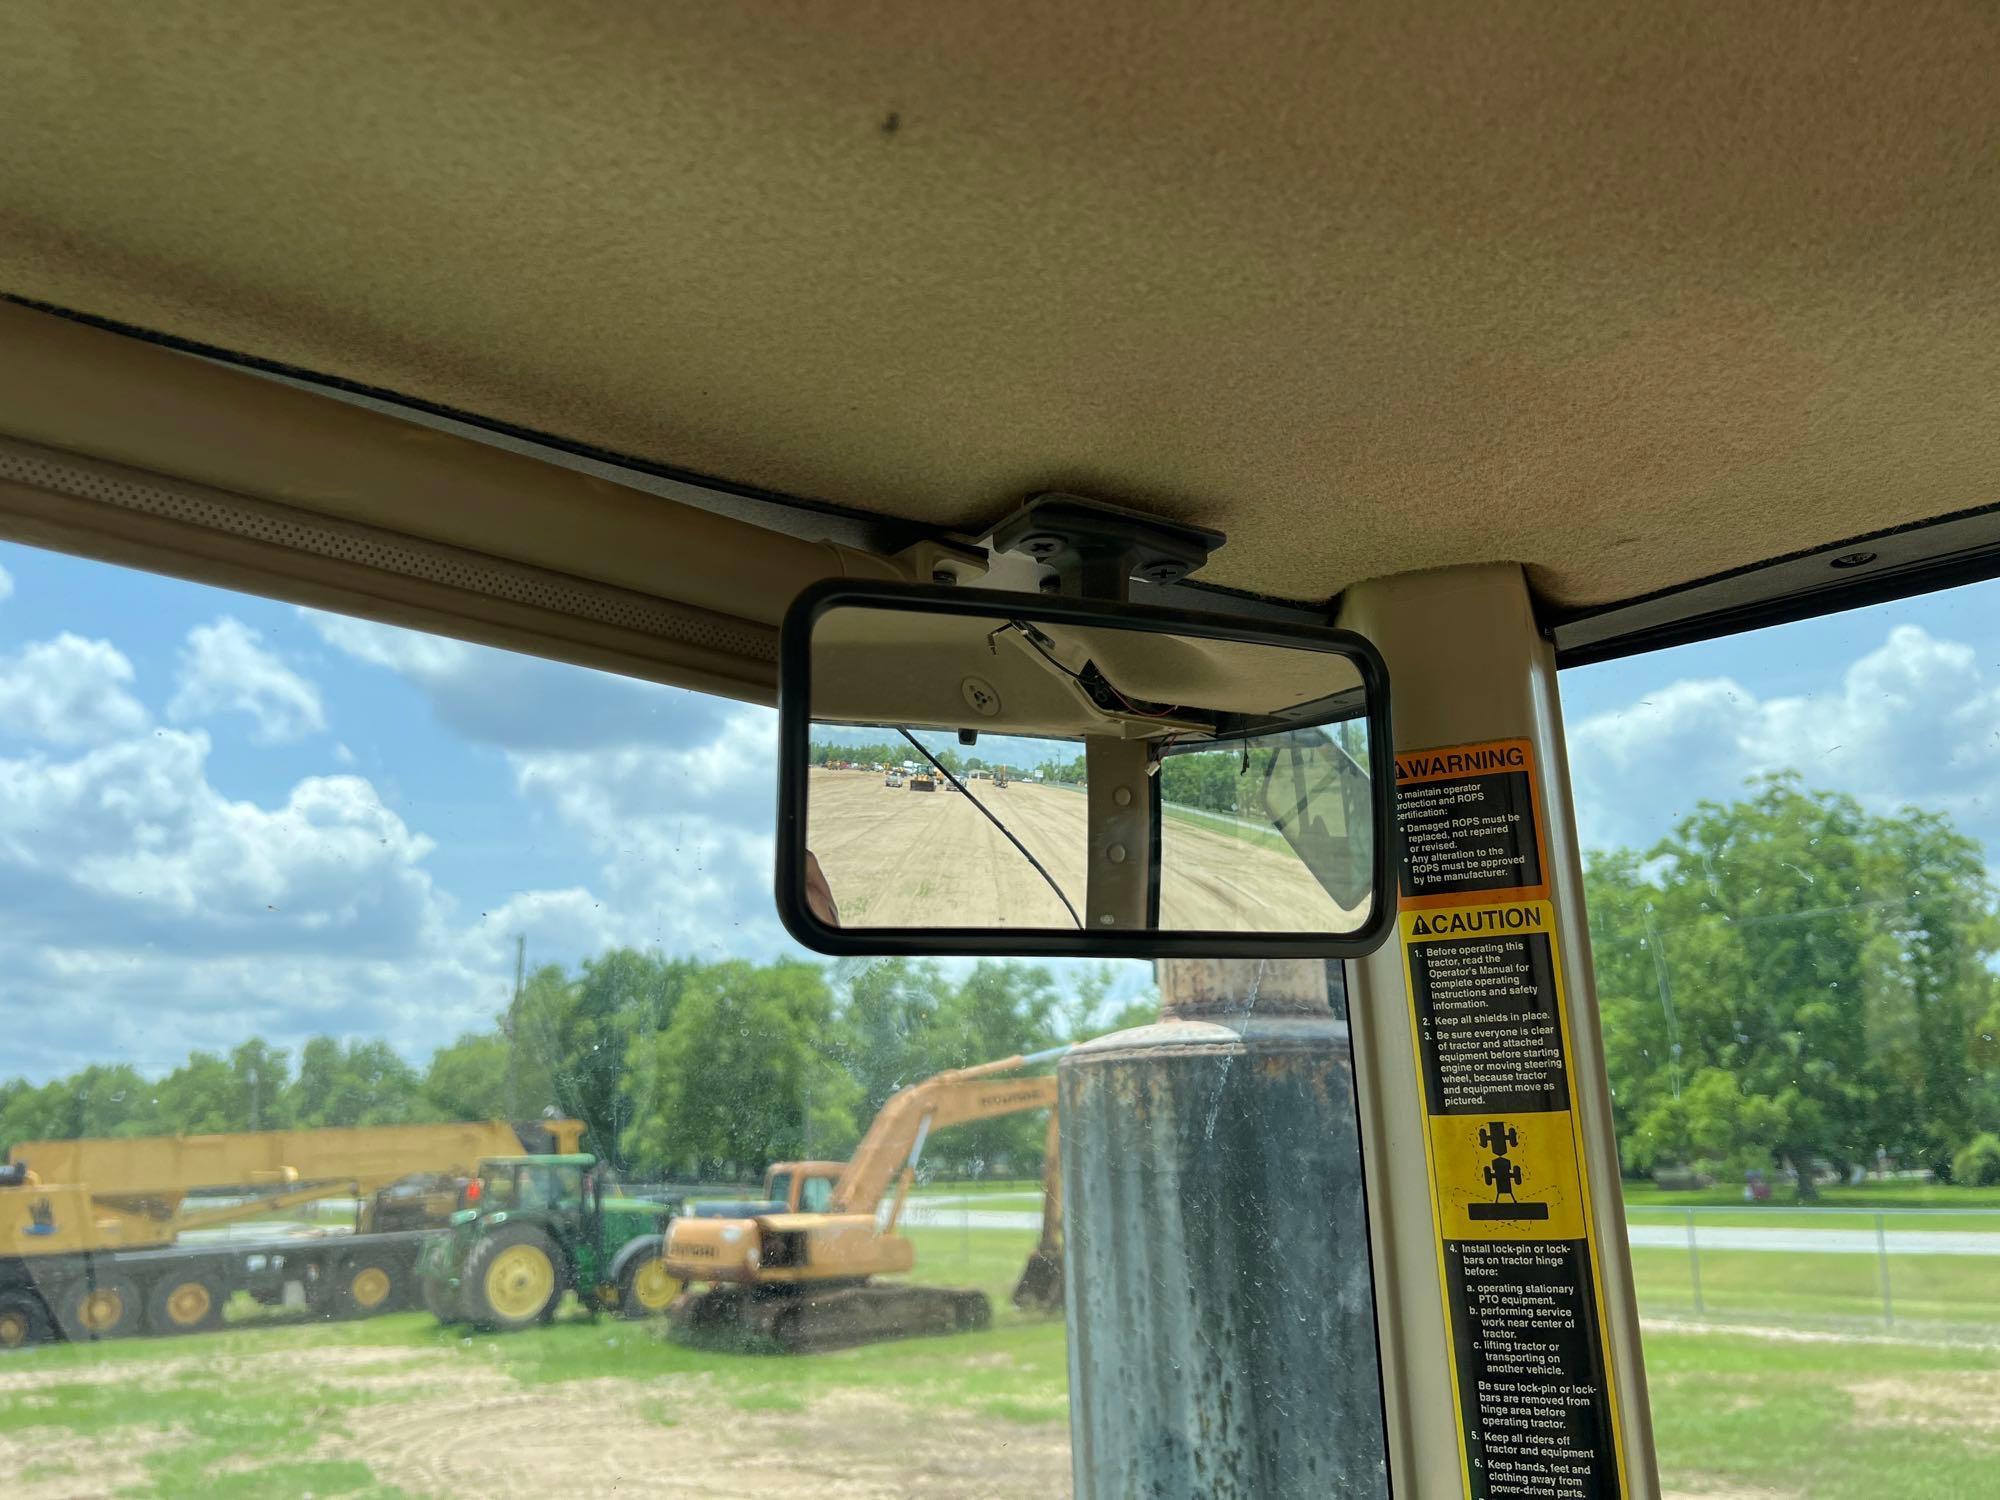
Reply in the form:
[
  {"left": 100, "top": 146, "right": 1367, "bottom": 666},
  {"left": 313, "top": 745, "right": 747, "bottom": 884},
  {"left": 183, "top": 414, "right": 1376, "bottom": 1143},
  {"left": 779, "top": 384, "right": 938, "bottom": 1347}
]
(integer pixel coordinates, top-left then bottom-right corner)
[{"left": 5, "top": 1119, "right": 586, "bottom": 1255}]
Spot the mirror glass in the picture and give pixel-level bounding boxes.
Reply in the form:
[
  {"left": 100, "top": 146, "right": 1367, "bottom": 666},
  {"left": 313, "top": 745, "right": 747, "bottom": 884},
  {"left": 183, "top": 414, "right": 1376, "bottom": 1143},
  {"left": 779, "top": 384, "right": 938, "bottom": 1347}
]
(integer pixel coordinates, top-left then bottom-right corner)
[{"left": 788, "top": 592, "right": 1389, "bottom": 951}]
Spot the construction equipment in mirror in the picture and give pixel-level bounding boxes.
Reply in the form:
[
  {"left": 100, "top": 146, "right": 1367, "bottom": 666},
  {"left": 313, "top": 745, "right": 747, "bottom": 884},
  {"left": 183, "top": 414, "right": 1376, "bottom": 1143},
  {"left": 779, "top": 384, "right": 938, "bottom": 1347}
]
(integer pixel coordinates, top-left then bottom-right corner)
[
  {"left": 779, "top": 581, "right": 1396, "bottom": 958},
  {"left": 660, "top": 1048, "right": 1068, "bottom": 1352}
]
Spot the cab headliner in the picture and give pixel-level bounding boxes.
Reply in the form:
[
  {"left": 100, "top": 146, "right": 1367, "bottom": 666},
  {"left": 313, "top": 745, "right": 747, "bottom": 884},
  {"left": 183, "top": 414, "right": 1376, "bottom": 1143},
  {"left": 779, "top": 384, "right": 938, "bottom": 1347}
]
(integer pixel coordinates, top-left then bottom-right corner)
[{"left": 3, "top": 4, "right": 1996, "bottom": 612}]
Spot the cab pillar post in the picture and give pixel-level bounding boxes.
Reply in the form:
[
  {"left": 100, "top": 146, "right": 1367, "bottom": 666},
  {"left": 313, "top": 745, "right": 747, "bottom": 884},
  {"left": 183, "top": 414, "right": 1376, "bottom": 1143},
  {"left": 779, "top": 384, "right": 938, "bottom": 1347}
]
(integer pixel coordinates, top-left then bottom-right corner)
[
  {"left": 1336, "top": 564, "right": 1660, "bottom": 1497},
  {"left": 1060, "top": 957, "right": 1390, "bottom": 1498}
]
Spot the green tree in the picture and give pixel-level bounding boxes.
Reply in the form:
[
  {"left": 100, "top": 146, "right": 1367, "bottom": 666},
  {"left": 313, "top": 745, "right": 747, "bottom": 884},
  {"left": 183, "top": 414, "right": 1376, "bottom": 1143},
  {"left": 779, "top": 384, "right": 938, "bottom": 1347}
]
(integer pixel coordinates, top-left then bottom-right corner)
[
  {"left": 290, "top": 1038, "right": 432, "bottom": 1128},
  {"left": 622, "top": 960, "right": 858, "bottom": 1177},
  {"left": 1588, "top": 775, "right": 1999, "bottom": 1197},
  {"left": 230, "top": 1039, "right": 292, "bottom": 1131},
  {"left": 423, "top": 1031, "right": 513, "bottom": 1121},
  {"left": 156, "top": 1052, "right": 243, "bottom": 1134},
  {"left": 525, "top": 949, "right": 697, "bottom": 1167},
  {"left": 830, "top": 957, "right": 952, "bottom": 1123},
  {"left": 0, "top": 1064, "right": 159, "bottom": 1150},
  {"left": 918, "top": 962, "right": 1061, "bottom": 1176},
  {"left": 1057, "top": 962, "right": 1126, "bottom": 1041},
  {"left": 503, "top": 963, "right": 577, "bottom": 1121}
]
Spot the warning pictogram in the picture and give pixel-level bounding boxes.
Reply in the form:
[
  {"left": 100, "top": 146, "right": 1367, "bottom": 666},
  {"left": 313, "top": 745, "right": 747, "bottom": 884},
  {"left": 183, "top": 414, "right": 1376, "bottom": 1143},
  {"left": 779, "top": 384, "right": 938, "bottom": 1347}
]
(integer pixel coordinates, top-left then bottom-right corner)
[{"left": 1470, "top": 1119, "right": 1548, "bottom": 1223}]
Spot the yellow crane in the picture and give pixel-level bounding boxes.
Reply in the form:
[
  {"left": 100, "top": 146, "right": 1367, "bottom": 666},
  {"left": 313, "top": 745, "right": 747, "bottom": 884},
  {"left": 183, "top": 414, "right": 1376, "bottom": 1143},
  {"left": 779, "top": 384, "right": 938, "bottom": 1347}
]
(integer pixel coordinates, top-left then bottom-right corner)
[
  {"left": 1, "top": 1118, "right": 584, "bottom": 1346},
  {"left": 662, "top": 1048, "right": 1066, "bottom": 1350}
]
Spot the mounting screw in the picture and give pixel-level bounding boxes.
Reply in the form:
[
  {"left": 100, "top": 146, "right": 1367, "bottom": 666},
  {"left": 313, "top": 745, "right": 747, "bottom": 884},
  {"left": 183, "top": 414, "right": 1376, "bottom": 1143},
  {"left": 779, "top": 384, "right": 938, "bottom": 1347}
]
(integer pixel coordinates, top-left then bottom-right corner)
[
  {"left": 1038, "top": 575, "right": 1062, "bottom": 593},
  {"left": 1136, "top": 561, "right": 1186, "bottom": 583},
  {"left": 1021, "top": 534, "right": 1064, "bottom": 558},
  {"left": 1829, "top": 551, "right": 1878, "bottom": 570},
  {"left": 931, "top": 568, "right": 956, "bottom": 585}
]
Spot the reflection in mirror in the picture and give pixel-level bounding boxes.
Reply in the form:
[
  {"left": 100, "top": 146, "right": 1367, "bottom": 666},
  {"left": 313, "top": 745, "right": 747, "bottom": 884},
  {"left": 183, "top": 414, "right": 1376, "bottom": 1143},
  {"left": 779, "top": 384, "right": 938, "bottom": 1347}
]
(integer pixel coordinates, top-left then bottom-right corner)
[
  {"left": 794, "top": 594, "right": 1387, "bottom": 946},
  {"left": 1156, "top": 721, "right": 1373, "bottom": 931}
]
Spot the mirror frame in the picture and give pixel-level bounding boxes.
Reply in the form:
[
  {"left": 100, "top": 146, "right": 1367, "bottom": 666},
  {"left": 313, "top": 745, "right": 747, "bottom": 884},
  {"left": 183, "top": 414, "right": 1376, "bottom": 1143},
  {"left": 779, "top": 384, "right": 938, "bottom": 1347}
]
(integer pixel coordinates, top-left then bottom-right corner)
[{"left": 776, "top": 578, "right": 1399, "bottom": 958}]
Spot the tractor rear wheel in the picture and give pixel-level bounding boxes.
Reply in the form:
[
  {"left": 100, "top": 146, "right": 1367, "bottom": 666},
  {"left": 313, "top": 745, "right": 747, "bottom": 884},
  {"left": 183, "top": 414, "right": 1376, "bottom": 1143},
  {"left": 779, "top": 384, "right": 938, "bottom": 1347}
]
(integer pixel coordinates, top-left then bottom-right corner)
[
  {"left": 0, "top": 1290, "right": 53, "bottom": 1350},
  {"left": 461, "top": 1225, "right": 562, "bottom": 1332},
  {"left": 617, "top": 1253, "right": 682, "bottom": 1319},
  {"left": 146, "top": 1270, "right": 226, "bottom": 1337},
  {"left": 51, "top": 1270, "right": 143, "bottom": 1342},
  {"left": 420, "top": 1268, "right": 461, "bottom": 1324}
]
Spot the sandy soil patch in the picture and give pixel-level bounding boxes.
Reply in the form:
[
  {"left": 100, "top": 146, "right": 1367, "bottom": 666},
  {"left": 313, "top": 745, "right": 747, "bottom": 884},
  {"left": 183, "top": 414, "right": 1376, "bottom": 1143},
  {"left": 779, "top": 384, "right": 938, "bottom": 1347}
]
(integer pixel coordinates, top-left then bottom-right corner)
[
  {"left": 808, "top": 771, "right": 1351, "bottom": 931},
  {"left": 1847, "top": 1371, "right": 2000, "bottom": 1434},
  {"left": 341, "top": 1380, "right": 1071, "bottom": 1499},
  {"left": 1642, "top": 1316, "right": 2000, "bottom": 1351},
  {"left": 0, "top": 1423, "right": 180, "bottom": 1500},
  {"left": 0, "top": 1340, "right": 437, "bottom": 1396},
  {"left": 3, "top": 1336, "right": 1069, "bottom": 1495}
]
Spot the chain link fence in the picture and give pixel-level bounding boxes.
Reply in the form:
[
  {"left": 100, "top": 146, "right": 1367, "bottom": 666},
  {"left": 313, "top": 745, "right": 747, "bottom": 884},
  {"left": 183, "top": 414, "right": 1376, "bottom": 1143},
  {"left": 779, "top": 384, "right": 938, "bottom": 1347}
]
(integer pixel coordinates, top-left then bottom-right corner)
[{"left": 1626, "top": 1204, "right": 2000, "bottom": 1339}]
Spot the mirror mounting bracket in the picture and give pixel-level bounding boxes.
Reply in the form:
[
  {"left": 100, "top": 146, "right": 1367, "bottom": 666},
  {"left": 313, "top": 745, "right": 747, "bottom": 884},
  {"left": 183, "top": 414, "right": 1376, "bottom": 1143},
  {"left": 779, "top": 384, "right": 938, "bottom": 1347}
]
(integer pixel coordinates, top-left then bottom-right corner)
[{"left": 991, "top": 493, "right": 1226, "bottom": 603}]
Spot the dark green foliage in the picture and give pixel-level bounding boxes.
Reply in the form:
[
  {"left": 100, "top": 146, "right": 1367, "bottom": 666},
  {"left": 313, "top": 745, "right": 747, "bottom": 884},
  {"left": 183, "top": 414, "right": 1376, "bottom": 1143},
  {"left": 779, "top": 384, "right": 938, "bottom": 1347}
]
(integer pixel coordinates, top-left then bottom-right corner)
[
  {"left": 1590, "top": 774, "right": 2000, "bottom": 1198},
  {"left": 1952, "top": 1133, "right": 2000, "bottom": 1187}
]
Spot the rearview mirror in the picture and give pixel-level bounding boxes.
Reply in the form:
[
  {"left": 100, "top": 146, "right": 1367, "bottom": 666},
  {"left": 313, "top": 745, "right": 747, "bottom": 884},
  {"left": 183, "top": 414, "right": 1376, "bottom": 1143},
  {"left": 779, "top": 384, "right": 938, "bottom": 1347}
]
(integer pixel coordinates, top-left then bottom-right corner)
[{"left": 777, "top": 581, "right": 1396, "bottom": 957}]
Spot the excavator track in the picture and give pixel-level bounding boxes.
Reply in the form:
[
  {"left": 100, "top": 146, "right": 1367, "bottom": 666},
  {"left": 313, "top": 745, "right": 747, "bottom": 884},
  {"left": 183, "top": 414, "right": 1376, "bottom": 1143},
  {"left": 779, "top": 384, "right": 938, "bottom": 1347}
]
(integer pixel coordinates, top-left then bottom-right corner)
[{"left": 672, "top": 1281, "right": 991, "bottom": 1353}]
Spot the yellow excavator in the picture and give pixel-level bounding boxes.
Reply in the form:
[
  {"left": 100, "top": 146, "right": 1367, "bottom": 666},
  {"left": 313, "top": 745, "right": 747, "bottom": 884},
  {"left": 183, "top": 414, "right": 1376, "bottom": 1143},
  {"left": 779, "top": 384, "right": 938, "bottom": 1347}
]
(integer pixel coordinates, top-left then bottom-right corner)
[{"left": 661, "top": 1047, "right": 1066, "bottom": 1351}]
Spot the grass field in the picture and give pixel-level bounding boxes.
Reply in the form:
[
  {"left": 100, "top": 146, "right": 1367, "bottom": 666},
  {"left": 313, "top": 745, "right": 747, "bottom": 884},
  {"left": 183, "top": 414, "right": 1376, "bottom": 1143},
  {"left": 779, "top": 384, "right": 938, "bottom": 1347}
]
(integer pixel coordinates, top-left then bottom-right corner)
[
  {"left": 7, "top": 1220, "right": 2000, "bottom": 1496},
  {"left": 1623, "top": 1179, "right": 2000, "bottom": 1210}
]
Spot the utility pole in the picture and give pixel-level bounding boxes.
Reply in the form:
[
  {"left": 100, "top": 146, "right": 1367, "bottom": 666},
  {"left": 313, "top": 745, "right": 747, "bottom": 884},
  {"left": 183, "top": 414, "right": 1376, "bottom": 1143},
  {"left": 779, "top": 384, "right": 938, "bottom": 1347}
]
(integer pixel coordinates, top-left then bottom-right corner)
[{"left": 505, "top": 934, "right": 525, "bottom": 1121}]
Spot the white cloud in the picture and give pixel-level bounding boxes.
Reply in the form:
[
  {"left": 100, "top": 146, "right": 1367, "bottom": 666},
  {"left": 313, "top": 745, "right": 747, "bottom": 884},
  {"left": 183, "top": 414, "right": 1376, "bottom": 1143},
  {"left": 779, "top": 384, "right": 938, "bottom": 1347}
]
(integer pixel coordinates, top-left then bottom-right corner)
[
  {"left": 1568, "top": 624, "right": 2000, "bottom": 853},
  {"left": 0, "top": 633, "right": 149, "bottom": 744},
  {"left": 0, "top": 728, "right": 439, "bottom": 947},
  {"left": 504, "top": 705, "right": 788, "bottom": 959},
  {"left": 305, "top": 605, "right": 789, "bottom": 959},
  {"left": 0, "top": 562, "right": 13, "bottom": 601},
  {"left": 168, "top": 615, "right": 326, "bottom": 744},
  {"left": 0, "top": 716, "right": 561, "bottom": 1076},
  {"left": 332, "top": 741, "right": 357, "bottom": 767}
]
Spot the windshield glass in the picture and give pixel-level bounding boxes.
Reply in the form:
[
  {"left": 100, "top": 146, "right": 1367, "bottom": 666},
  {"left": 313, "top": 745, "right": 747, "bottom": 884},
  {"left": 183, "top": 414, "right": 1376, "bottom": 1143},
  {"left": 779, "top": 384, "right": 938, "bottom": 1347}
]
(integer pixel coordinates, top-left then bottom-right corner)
[
  {"left": 1562, "top": 575, "right": 2000, "bottom": 1495},
  {"left": 763, "top": 1170, "right": 793, "bottom": 1207},
  {"left": 0, "top": 541, "right": 1163, "bottom": 1497}
]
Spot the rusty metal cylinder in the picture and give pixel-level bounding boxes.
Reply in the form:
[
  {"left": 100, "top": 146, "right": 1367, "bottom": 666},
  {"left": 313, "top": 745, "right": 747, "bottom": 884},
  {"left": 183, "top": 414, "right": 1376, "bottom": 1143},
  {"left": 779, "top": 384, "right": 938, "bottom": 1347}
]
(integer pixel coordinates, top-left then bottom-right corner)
[{"left": 1061, "top": 959, "right": 1388, "bottom": 1499}]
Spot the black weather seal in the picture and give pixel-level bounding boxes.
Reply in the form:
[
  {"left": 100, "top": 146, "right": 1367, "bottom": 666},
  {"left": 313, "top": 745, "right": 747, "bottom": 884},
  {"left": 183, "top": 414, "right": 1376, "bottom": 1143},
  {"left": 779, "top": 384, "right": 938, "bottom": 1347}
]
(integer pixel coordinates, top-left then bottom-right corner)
[{"left": 1548, "top": 499, "right": 2000, "bottom": 667}]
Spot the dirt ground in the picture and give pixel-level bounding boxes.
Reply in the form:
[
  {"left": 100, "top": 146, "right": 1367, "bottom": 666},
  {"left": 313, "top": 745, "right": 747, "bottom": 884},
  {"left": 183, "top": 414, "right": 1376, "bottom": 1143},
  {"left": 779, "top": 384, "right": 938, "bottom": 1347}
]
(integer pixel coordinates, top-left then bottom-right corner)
[
  {"left": 0, "top": 1342, "right": 1072, "bottom": 1500},
  {"left": 346, "top": 1377, "right": 1070, "bottom": 1498},
  {"left": 808, "top": 770, "right": 1357, "bottom": 930},
  {"left": 1846, "top": 1370, "right": 2000, "bottom": 1434}
]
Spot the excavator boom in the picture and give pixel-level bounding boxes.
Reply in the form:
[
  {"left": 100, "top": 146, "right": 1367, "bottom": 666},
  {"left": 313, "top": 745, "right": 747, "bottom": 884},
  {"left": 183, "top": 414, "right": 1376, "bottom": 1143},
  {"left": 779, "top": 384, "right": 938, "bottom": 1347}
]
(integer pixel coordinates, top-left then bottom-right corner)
[{"left": 832, "top": 1045, "right": 1068, "bottom": 1215}]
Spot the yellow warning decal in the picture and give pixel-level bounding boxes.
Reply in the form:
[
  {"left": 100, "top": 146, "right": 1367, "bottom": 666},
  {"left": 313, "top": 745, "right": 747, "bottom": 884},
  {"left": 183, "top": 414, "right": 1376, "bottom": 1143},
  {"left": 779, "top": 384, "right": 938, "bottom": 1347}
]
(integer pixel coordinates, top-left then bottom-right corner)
[{"left": 1394, "top": 736, "right": 1549, "bottom": 908}]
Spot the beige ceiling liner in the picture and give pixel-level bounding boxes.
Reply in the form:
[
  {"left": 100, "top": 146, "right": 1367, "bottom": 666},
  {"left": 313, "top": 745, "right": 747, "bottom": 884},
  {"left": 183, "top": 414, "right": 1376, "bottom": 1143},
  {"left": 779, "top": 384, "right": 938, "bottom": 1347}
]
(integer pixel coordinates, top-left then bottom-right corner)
[{"left": 3, "top": 3, "right": 1998, "bottom": 610}]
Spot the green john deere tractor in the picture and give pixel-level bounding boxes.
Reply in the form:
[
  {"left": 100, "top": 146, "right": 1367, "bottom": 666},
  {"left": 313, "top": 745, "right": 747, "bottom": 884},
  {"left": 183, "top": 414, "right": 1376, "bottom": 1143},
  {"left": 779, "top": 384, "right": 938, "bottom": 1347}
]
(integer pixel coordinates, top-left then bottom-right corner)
[{"left": 416, "top": 1154, "right": 684, "bottom": 1332}]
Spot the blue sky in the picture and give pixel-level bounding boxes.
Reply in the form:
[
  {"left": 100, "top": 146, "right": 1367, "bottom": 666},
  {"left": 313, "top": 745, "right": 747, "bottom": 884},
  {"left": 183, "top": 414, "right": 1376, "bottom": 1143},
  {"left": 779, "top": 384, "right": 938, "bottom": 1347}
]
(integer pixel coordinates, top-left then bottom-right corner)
[{"left": 4, "top": 537, "right": 1998, "bottom": 1082}]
